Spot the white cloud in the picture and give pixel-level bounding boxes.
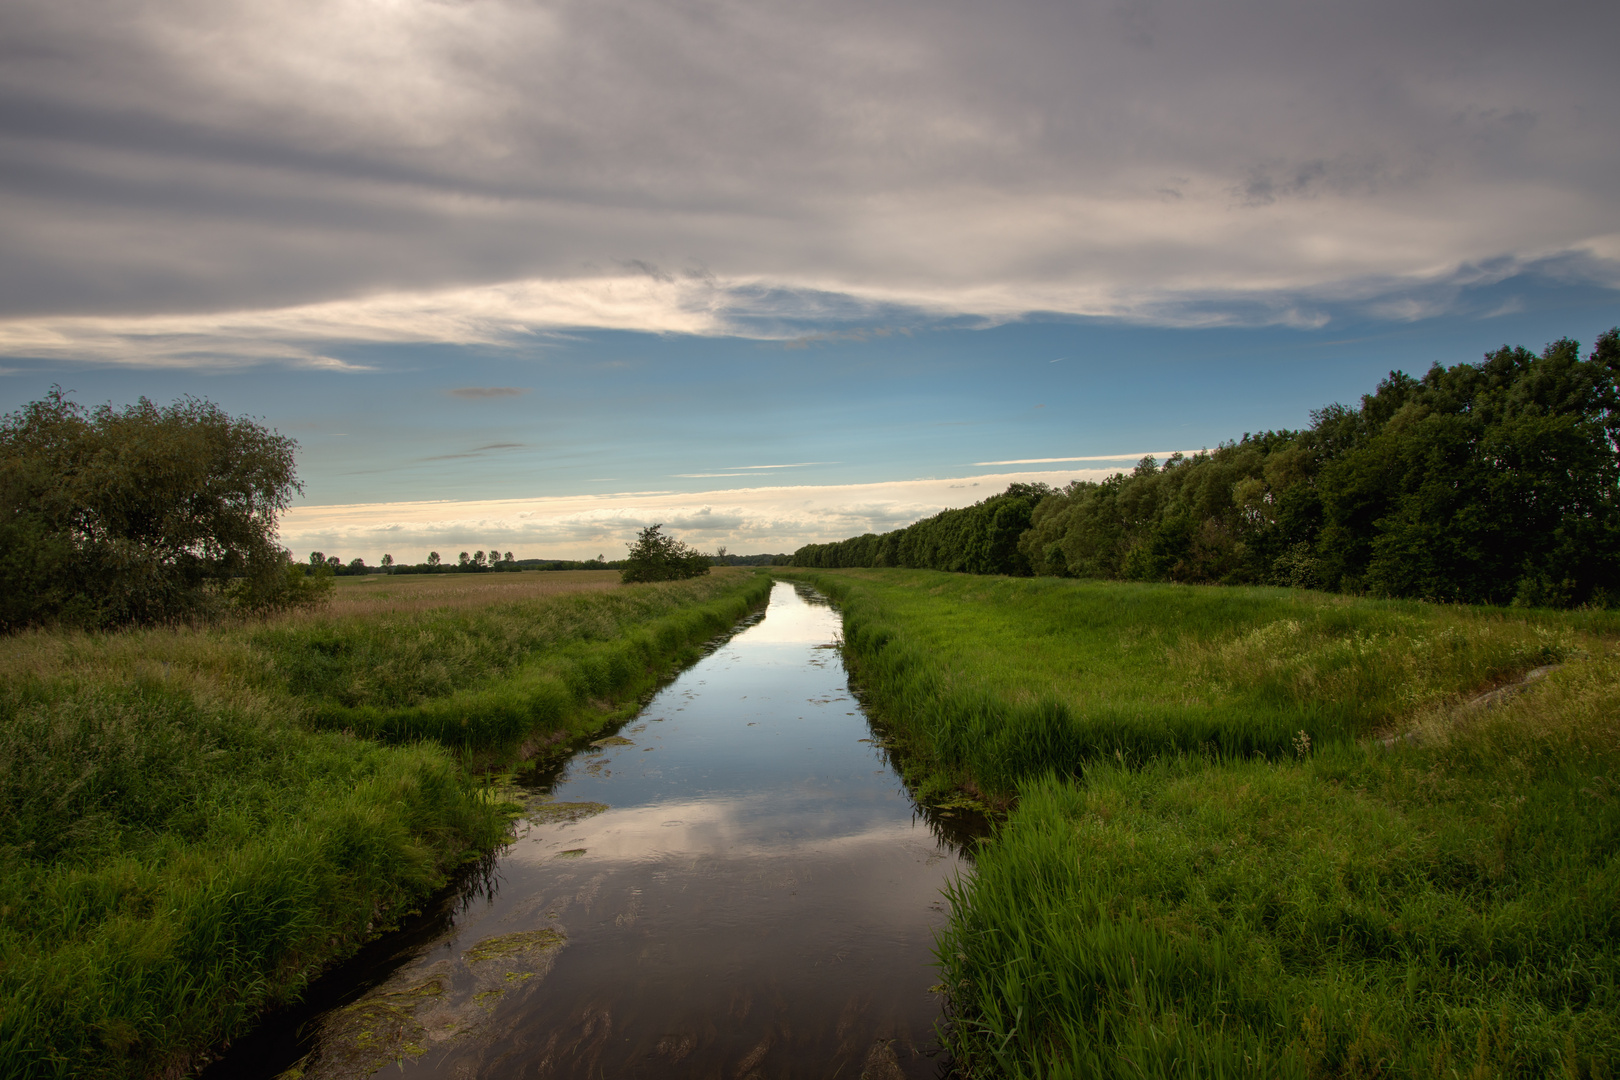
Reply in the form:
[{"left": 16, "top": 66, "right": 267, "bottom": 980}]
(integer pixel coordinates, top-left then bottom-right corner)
[
  {"left": 0, "top": 0, "right": 1614, "bottom": 353},
  {"left": 275, "top": 469, "right": 1118, "bottom": 562}
]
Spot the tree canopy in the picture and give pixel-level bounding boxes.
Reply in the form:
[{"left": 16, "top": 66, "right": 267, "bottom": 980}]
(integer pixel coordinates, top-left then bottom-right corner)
[
  {"left": 620, "top": 525, "right": 712, "bottom": 583},
  {"left": 798, "top": 330, "right": 1620, "bottom": 608},
  {"left": 0, "top": 388, "right": 326, "bottom": 631},
  {"left": 791, "top": 483, "right": 1052, "bottom": 575}
]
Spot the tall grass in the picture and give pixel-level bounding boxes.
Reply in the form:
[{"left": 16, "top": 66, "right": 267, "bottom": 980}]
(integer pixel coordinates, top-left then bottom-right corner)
[
  {"left": 782, "top": 569, "right": 1604, "bottom": 799},
  {"left": 937, "top": 658, "right": 1620, "bottom": 1078},
  {"left": 255, "top": 570, "right": 772, "bottom": 745},
  {"left": 0, "top": 569, "right": 770, "bottom": 1078},
  {"left": 775, "top": 568, "right": 1620, "bottom": 1077}
]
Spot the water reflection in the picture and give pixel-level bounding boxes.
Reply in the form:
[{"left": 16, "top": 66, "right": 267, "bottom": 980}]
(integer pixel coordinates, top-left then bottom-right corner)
[{"left": 257, "top": 581, "right": 976, "bottom": 1079}]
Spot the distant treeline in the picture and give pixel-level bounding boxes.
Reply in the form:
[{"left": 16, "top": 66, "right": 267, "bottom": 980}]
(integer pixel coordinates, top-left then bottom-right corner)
[
  {"left": 791, "top": 484, "right": 1050, "bottom": 576},
  {"left": 795, "top": 330, "right": 1620, "bottom": 607},
  {"left": 323, "top": 552, "right": 793, "bottom": 576}
]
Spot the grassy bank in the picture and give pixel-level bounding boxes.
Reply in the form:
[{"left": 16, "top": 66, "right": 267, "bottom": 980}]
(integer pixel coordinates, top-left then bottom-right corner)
[
  {"left": 779, "top": 569, "right": 1607, "bottom": 800},
  {"left": 0, "top": 569, "right": 770, "bottom": 1079},
  {"left": 253, "top": 569, "right": 773, "bottom": 748},
  {"left": 777, "top": 568, "right": 1620, "bottom": 1077}
]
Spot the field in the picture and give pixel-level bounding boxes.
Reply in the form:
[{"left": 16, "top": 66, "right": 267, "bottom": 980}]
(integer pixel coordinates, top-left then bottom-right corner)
[
  {"left": 316, "top": 569, "right": 624, "bottom": 618},
  {"left": 0, "top": 568, "right": 770, "bottom": 1079},
  {"left": 779, "top": 568, "right": 1620, "bottom": 1078}
]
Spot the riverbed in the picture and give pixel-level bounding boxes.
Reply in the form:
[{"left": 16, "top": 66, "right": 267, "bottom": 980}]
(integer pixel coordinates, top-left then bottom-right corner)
[{"left": 218, "top": 580, "right": 975, "bottom": 1079}]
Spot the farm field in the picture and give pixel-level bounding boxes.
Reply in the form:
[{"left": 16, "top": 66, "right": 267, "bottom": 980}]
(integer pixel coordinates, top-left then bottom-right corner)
[
  {"left": 780, "top": 568, "right": 1620, "bottom": 1079},
  {"left": 316, "top": 568, "right": 625, "bottom": 616},
  {"left": 0, "top": 568, "right": 770, "bottom": 1079}
]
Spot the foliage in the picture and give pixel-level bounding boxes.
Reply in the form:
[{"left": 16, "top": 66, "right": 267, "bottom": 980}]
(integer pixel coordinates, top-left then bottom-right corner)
[
  {"left": 620, "top": 524, "right": 713, "bottom": 583},
  {"left": 792, "top": 483, "right": 1050, "bottom": 574},
  {"left": 0, "top": 388, "right": 312, "bottom": 631},
  {"left": 1021, "top": 330, "right": 1620, "bottom": 606}
]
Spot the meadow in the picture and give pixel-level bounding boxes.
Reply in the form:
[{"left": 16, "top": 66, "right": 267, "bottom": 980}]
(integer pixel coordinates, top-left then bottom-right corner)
[
  {"left": 0, "top": 569, "right": 770, "bottom": 1079},
  {"left": 778, "top": 568, "right": 1620, "bottom": 1078}
]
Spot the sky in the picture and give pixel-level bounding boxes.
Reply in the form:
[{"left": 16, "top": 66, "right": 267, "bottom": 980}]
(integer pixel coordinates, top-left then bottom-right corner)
[{"left": 1, "top": 0, "right": 1617, "bottom": 560}]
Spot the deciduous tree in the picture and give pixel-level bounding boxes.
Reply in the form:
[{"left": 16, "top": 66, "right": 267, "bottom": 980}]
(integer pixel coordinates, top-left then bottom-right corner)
[
  {"left": 0, "top": 388, "right": 324, "bottom": 630},
  {"left": 620, "top": 525, "right": 712, "bottom": 583}
]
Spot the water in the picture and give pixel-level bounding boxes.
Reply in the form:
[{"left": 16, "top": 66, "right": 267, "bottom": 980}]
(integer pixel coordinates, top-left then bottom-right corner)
[{"left": 220, "top": 581, "right": 977, "bottom": 1079}]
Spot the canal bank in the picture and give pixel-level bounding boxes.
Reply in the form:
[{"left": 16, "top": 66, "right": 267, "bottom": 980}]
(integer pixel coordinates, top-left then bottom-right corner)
[{"left": 214, "top": 580, "right": 978, "bottom": 1079}]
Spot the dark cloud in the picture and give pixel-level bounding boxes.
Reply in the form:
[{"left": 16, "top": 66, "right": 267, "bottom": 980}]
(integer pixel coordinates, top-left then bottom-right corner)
[{"left": 0, "top": 0, "right": 1615, "bottom": 326}]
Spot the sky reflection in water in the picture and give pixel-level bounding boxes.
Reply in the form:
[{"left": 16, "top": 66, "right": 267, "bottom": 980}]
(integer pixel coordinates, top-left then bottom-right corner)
[{"left": 302, "top": 580, "right": 971, "bottom": 1079}]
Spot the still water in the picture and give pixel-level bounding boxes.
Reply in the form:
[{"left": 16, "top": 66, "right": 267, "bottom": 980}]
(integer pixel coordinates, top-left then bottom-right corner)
[{"left": 226, "top": 580, "right": 977, "bottom": 1079}]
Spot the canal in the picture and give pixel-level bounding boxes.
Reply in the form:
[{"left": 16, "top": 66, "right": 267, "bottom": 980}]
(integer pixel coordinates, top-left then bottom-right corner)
[{"left": 217, "top": 579, "right": 977, "bottom": 1079}]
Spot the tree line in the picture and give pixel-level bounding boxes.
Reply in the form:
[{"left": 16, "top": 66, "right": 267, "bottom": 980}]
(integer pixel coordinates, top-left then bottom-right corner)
[
  {"left": 792, "top": 483, "right": 1051, "bottom": 575},
  {"left": 795, "top": 330, "right": 1620, "bottom": 608}
]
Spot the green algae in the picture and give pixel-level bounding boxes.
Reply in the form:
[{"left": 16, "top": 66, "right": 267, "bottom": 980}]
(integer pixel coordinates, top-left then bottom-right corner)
[
  {"left": 290, "top": 924, "right": 570, "bottom": 1078},
  {"left": 555, "top": 848, "right": 587, "bottom": 858},
  {"left": 590, "top": 735, "right": 634, "bottom": 747},
  {"left": 285, "top": 975, "right": 445, "bottom": 1079},
  {"left": 525, "top": 799, "right": 609, "bottom": 824},
  {"left": 463, "top": 927, "right": 566, "bottom": 965}
]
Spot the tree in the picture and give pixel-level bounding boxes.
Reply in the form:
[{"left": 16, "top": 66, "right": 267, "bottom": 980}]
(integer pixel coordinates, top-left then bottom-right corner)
[
  {"left": 620, "top": 524, "right": 712, "bottom": 583},
  {"left": 0, "top": 388, "right": 320, "bottom": 631},
  {"left": 381, "top": 553, "right": 394, "bottom": 572},
  {"left": 503, "top": 551, "right": 514, "bottom": 564},
  {"left": 428, "top": 551, "right": 441, "bottom": 567},
  {"left": 458, "top": 551, "right": 470, "bottom": 567},
  {"left": 473, "top": 550, "right": 487, "bottom": 568}
]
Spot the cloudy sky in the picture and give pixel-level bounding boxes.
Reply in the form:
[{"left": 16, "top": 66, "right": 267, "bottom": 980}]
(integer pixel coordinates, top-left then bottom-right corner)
[{"left": 2, "top": 0, "right": 1616, "bottom": 559}]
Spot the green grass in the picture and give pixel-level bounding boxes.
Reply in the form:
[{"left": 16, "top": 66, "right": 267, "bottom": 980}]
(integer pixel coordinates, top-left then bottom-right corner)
[
  {"left": 0, "top": 569, "right": 771, "bottom": 1079},
  {"left": 257, "top": 572, "right": 774, "bottom": 746},
  {"left": 776, "top": 568, "right": 1620, "bottom": 1077},
  {"left": 780, "top": 569, "right": 1606, "bottom": 800}
]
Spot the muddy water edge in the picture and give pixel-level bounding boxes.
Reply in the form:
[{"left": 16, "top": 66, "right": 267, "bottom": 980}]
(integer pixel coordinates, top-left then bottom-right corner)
[{"left": 205, "top": 580, "right": 985, "bottom": 1080}]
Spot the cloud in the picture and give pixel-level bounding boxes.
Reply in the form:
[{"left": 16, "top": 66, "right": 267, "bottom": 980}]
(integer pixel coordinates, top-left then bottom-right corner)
[
  {"left": 729, "top": 462, "right": 836, "bottom": 470},
  {"left": 444, "top": 386, "right": 527, "bottom": 399},
  {"left": 0, "top": 0, "right": 1613, "bottom": 354},
  {"left": 1, "top": 251, "right": 1613, "bottom": 368},
  {"left": 973, "top": 451, "right": 1199, "bottom": 466},
  {"left": 417, "top": 442, "right": 526, "bottom": 462},
  {"left": 275, "top": 469, "right": 1122, "bottom": 561}
]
